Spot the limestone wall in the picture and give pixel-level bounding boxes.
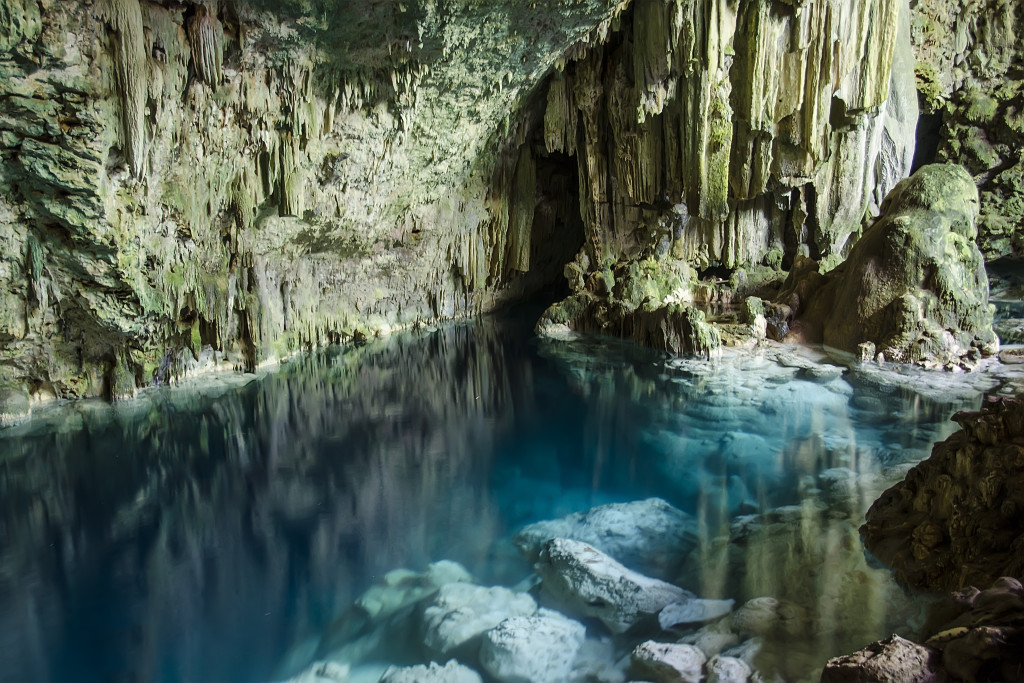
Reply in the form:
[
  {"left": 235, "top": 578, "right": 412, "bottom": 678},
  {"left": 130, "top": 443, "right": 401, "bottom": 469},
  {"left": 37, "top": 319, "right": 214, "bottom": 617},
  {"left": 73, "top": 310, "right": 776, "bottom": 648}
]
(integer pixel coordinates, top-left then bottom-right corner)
[{"left": 0, "top": 0, "right": 1020, "bottom": 415}]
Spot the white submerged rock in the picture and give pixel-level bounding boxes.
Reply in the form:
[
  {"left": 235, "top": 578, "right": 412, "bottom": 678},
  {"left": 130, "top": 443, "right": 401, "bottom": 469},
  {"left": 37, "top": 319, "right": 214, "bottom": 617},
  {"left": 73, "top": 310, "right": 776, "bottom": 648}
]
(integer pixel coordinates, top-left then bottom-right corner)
[
  {"left": 659, "top": 597, "right": 735, "bottom": 629},
  {"left": 480, "top": 610, "right": 586, "bottom": 683},
  {"left": 706, "top": 654, "right": 752, "bottom": 683},
  {"left": 422, "top": 583, "right": 537, "bottom": 656},
  {"left": 378, "top": 660, "right": 482, "bottom": 683},
  {"left": 631, "top": 641, "right": 706, "bottom": 683},
  {"left": 514, "top": 498, "right": 698, "bottom": 579},
  {"left": 536, "top": 538, "right": 692, "bottom": 634}
]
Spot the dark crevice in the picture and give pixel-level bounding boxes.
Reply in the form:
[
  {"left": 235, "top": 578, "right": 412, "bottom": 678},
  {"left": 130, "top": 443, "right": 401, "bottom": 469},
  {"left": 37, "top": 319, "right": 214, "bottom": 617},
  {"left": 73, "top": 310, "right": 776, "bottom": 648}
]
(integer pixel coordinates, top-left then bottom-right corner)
[{"left": 912, "top": 112, "right": 943, "bottom": 172}]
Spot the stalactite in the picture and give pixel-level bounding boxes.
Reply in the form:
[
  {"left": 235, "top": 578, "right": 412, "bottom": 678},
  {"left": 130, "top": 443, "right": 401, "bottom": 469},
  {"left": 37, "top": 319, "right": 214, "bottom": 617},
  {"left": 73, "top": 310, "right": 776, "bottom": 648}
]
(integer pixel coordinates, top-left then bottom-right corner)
[
  {"left": 99, "top": 0, "right": 146, "bottom": 177},
  {"left": 544, "top": 75, "right": 576, "bottom": 155},
  {"left": 278, "top": 134, "right": 303, "bottom": 218},
  {"left": 187, "top": 2, "right": 224, "bottom": 88},
  {"left": 507, "top": 145, "right": 536, "bottom": 273}
]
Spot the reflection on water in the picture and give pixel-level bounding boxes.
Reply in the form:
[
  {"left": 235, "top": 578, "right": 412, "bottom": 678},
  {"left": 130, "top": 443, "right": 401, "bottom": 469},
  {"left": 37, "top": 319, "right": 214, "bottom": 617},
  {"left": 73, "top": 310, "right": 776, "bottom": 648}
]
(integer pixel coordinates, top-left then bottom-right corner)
[{"left": 0, "top": 309, "right": 998, "bottom": 682}]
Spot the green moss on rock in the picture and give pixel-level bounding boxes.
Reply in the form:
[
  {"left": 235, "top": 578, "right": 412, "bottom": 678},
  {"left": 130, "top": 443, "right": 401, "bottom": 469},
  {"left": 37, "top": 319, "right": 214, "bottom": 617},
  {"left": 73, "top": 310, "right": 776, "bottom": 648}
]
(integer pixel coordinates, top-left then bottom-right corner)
[{"left": 788, "top": 163, "right": 998, "bottom": 369}]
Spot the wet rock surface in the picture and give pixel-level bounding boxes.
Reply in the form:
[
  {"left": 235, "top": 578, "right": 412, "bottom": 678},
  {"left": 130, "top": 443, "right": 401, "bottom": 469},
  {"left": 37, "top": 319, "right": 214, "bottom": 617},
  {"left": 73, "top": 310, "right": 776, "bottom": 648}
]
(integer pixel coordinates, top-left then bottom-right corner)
[
  {"left": 862, "top": 395, "right": 1024, "bottom": 592},
  {"left": 378, "top": 660, "right": 483, "bottom": 683},
  {"left": 479, "top": 610, "right": 586, "bottom": 683},
  {"left": 535, "top": 538, "right": 693, "bottom": 634},
  {"left": 824, "top": 578, "right": 1024, "bottom": 683},
  {"left": 422, "top": 583, "right": 537, "bottom": 657},
  {"left": 820, "top": 634, "right": 940, "bottom": 683},
  {"left": 631, "top": 641, "right": 707, "bottom": 683},
  {"left": 513, "top": 497, "right": 698, "bottom": 580},
  {"left": 778, "top": 164, "right": 998, "bottom": 369}
]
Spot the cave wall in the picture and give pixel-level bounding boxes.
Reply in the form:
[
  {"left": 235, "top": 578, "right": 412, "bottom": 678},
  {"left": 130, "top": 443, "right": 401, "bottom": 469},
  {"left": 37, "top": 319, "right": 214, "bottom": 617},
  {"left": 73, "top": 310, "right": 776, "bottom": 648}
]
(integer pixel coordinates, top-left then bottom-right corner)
[
  {"left": 535, "top": 0, "right": 919, "bottom": 273},
  {"left": 0, "top": 0, "right": 1021, "bottom": 416},
  {"left": 909, "top": 0, "right": 1024, "bottom": 260},
  {"left": 0, "top": 0, "right": 618, "bottom": 410}
]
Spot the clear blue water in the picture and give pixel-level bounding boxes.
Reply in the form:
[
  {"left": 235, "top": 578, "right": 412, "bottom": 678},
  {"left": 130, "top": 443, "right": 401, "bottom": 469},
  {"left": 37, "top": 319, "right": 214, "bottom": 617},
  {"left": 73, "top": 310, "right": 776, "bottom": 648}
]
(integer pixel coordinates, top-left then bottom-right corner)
[{"left": 0, "top": 306, "right": 996, "bottom": 682}]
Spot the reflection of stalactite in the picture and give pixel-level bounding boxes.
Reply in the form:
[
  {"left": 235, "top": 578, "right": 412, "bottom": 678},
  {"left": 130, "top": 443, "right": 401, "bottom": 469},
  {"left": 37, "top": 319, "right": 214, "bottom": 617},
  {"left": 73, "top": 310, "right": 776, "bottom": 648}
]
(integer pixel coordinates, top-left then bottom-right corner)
[
  {"left": 99, "top": 0, "right": 146, "bottom": 177},
  {"left": 187, "top": 3, "right": 223, "bottom": 87}
]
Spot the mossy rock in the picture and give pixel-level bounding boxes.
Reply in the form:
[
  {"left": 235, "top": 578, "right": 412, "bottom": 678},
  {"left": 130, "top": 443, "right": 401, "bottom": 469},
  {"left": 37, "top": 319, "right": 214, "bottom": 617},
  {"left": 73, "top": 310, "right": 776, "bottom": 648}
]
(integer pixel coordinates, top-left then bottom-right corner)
[{"left": 793, "top": 164, "right": 998, "bottom": 368}]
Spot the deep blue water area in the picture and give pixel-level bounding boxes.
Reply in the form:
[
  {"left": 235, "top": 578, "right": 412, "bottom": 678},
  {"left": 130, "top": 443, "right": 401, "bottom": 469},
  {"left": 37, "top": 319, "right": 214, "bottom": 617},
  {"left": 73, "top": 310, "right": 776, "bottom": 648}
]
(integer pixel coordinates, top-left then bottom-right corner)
[{"left": 0, "top": 306, "right": 1000, "bottom": 682}]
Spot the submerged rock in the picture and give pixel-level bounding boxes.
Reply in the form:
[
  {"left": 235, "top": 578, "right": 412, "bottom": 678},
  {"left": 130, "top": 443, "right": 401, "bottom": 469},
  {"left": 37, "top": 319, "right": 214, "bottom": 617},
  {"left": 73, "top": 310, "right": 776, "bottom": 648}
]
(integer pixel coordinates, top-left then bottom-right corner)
[
  {"left": 284, "top": 660, "right": 350, "bottom": 683},
  {"left": 480, "top": 610, "right": 586, "bottom": 683},
  {"left": 422, "top": 583, "right": 537, "bottom": 656},
  {"left": 729, "top": 597, "right": 812, "bottom": 639},
  {"left": 705, "top": 655, "right": 752, "bottom": 683},
  {"left": 658, "top": 598, "right": 735, "bottom": 630},
  {"left": 378, "top": 660, "right": 482, "bottom": 683},
  {"left": 535, "top": 538, "right": 692, "bottom": 634},
  {"left": 513, "top": 498, "right": 698, "bottom": 579},
  {"left": 861, "top": 396, "right": 1024, "bottom": 591},
  {"left": 631, "top": 641, "right": 706, "bottom": 683},
  {"left": 779, "top": 164, "right": 998, "bottom": 369},
  {"left": 317, "top": 561, "right": 473, "bottom": 660},
  {"left": 679, "top": 624, "right": 741, "bottom": 659}
]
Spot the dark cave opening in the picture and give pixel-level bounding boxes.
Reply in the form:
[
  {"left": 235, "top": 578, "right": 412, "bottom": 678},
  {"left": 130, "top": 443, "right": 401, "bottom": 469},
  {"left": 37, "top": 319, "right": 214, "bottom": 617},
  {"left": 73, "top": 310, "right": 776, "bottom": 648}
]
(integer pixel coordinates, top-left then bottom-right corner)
[
  {"left": 507, "top": 147, "right": 585, "bottom": 308},
  {"left": 912, "top": 112, "right": 943, "bottom": 172},
  {"left": 697, "top": 264, "right": 733, "bottom": 281}
]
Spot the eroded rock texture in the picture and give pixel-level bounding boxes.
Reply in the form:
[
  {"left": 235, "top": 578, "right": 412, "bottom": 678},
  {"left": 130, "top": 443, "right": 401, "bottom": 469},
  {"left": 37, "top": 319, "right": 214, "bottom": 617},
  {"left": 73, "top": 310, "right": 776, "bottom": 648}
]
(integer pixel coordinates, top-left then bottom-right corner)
[
  {"left": 0, "top": 0, "right": 1020, "bottom": 412},
  {"left": 909, "top": 0, "right": 1024, "bottom": 260},
  {"left": 822, "top": 578, "right": 1024, "bottom": 683},
  {"left": 0, "top": 0, "right": 621, "bottom": 412},
  {"left": 777, "top": 163, "right": 998, "bottom": 369},
  {"left": 861, "top": 395, "right": 1024, "bottom": 592}
]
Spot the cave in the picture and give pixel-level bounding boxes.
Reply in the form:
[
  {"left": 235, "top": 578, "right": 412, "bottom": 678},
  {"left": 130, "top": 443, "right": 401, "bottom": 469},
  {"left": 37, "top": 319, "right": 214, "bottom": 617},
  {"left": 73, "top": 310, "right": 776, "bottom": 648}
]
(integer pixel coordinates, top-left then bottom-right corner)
[{"left": 1, "top": 0, "right": 1023, "bottom": 681}]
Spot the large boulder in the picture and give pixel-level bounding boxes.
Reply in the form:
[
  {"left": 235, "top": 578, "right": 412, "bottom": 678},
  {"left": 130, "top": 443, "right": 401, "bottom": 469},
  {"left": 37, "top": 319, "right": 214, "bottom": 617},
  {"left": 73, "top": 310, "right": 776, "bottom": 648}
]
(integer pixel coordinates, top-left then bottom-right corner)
[
  {"left": 861, "top": 396, "right": 1024, "bottom": 591},
  {"left": 513, "top": 498, "right": 698, "bottom": 579},
  {"left": 535, "top": 538, "right": 692, "bottom": 634},
  {"left": 422, "top": 583, "right": 537, "bottom": 656},
  {"left": 778, "top": 163, "right": 998, "bottom": 369},
  {"left": 820, "top": 634, "right": 939, "bottom": 683},
  {"left": 479, "top": 610, "right": 587, "bottom": 683}
]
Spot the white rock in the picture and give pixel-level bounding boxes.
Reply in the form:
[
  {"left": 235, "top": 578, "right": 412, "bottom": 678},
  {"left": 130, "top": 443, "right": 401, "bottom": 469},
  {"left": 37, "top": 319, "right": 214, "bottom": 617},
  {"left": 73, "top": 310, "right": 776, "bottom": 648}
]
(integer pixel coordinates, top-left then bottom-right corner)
[
  {"left": 514, "top": 498, "right": 697, "bottom": 578},
  {"left": 536, "top": 538, "right": 692, "bottom": 634},
  {"left": 679, "top": 624, "right": 741, "bottom": 659},
  {"left": 571, "top": 636, "right": 627, "bottom": 683},
  {"left": 706, "top": 655, "right": 752, "bottom": 683},
  {"left": 283, "top": 660, "right": 350, "bottom": 683},
  {"left": 480, "top": 610, "right": 586, "bottom": 683},
  {"left": 378, "top": 660, "right": 482, "bottom": 683},
  {"left": 659, "top": 598, "right": 735, "bottom": 629},
  {"left": 631, "top": 641, "right": 706, "bottom": 683},
  {"left": 357, "top": 560, "right": 472, "bottom": 621},
  {"left": 422, "top": 583, "right": 536, "bottom": 655}
]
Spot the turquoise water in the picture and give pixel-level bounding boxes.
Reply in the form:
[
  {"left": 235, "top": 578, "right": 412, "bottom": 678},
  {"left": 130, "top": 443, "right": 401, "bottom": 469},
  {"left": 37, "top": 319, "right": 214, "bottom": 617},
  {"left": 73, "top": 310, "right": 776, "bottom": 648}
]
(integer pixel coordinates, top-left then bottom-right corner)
[{"left": 0, "top": 306, "right": 997, "bottom": 682}]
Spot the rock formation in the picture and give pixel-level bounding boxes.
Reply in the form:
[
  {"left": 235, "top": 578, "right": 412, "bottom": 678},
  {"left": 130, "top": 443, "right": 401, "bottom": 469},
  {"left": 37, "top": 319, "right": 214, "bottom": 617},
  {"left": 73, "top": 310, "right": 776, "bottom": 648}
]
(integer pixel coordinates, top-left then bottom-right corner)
[
  {"left": 535, "top": 537, "right": 692, "bottom": 634},
  {"left": 861, "top": 395, "right": 1024, "bottom": 592},
  {"left": 7, "top": 0, "right": 1020, "bottom": 414},
  {"left": 822, "top": 578, "right": 1024, "bottom": 683},
  {"left": 774, "top": 163, "right": 998, "bottom": 369},
  {"left": 513, "top": 496, "right": 698, "bottom": 579}
]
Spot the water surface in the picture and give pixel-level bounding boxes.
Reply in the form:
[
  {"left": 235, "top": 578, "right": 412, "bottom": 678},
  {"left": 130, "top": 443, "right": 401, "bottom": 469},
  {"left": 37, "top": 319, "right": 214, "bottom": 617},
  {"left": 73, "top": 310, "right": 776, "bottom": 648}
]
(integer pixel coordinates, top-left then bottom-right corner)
[{"left": 0, "top": 307, "right": 1001, "bottom": 682}]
